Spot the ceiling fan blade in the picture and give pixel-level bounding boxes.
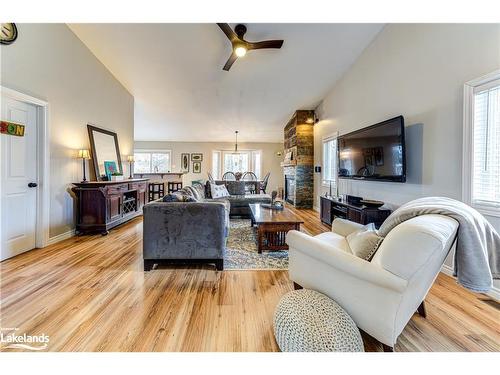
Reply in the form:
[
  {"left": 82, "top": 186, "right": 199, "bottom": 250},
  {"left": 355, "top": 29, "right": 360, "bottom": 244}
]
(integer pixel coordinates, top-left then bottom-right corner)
[
  {"left": 217, "top": 23, "right": 238, "bottom": 42},
  {"left": 223, "top": 52, "right": 238, "bottom": 71},
  {"left": 248, "top": 40, "right": 284, "bottom": 50}
]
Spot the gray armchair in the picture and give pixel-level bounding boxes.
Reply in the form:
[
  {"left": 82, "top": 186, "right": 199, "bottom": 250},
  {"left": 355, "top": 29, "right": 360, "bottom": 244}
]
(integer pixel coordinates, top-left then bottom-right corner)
[{"left": 143, "top": 200, "right": 228, "bottom": 271}]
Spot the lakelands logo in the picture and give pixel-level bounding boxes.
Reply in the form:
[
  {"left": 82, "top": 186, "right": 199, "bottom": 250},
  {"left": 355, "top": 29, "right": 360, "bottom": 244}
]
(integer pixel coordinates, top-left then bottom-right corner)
[{"left": 0, "top": 327, "right": 49, "bottom": 351}]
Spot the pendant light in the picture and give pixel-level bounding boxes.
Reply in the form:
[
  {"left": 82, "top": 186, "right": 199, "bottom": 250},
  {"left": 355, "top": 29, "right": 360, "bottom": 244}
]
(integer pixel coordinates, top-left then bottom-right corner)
[{"left": 233, "top": 130, "right": 239, "bottom": 154}]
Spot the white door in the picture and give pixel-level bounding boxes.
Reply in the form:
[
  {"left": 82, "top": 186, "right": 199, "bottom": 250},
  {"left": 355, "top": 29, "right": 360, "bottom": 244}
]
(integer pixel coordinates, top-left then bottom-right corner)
[{"left": 1, "top": 96, "right": 38, "bottom": 261}]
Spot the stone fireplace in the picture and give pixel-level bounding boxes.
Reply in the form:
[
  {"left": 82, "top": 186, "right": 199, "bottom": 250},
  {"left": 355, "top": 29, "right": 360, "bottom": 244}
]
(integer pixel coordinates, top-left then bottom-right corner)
[
  {"left": 282, "top": 110, "right": 314, "bottom": 208},
  {"left": 284, "top": 175, "right": 295, "bottom": 205}
]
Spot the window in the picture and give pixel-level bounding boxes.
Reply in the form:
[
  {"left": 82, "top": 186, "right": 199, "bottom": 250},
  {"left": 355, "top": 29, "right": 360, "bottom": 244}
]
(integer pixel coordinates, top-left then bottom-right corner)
[
  {"left": 212, "top": 151, "right": 221, "bottom": 179},
  {"left": 212, "top": 150, "right": 262, "bottom": 178},
  {"left": 252, "top": 151, "right": 261, "bottom": 179},
  {"left": 224, "top": 151, "right": 249, "bottom": 174},
  {"left": 322, "top": 135, "right": 338, "bottom": 187},
  {"left": 134, "top": 150, "right": 171, "bottom": 173},
  {"left": 463, "top": 71, "right": 500, "bottom": 215}
]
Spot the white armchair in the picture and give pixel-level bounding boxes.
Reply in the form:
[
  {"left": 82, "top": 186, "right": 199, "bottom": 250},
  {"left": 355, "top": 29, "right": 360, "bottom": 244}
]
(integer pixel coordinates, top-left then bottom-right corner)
[{"left": 286, "top": 215, "right": 458, "bottom": 351}]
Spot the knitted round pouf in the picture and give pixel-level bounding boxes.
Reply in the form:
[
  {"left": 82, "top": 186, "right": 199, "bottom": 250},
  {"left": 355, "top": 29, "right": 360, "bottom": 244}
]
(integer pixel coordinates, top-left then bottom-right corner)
[{"left": 274, "top": 289, "right": 364, "bottom": 352}]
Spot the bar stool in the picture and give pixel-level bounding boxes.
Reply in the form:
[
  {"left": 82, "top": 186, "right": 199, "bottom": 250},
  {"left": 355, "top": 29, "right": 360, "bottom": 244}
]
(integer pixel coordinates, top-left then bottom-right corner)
[
  {"left": 148, "top": 182, "right": 165, "bottom": 202},
  {"left": 168, "top": 181, "right": 183, "bottom": 193}
]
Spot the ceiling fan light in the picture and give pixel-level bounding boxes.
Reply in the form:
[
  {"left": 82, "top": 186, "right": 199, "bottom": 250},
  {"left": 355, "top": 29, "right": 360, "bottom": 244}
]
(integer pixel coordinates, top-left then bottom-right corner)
[{"left": 234, "top": 46, "right": 247, "bottom": 57}]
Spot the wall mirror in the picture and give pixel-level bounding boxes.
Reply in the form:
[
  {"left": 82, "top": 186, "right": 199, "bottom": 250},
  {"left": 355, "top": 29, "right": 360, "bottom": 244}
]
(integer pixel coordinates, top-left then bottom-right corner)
[{"left": 87, "top": 124, "right": 123, "bottom": 181}]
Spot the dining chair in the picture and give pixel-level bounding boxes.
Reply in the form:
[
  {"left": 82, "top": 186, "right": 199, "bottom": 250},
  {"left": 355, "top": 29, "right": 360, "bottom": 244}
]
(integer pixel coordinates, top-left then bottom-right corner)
[
  {"left": 222, "top": 171, "right": 236, "bottom": 181},
  {"left": 260, "top": 172, "right": 270, "bottom": 193},
  {"left": 242, "top": 172, "right": 258, "bottom": 194},
  {"left": 207, "top": 171, "right": 215, "bottom": 183}
]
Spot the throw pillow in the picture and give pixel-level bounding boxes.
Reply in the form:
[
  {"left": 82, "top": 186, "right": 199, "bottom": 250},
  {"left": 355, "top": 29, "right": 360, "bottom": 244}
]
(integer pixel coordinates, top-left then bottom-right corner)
[
  {"left": 184, "top": 186, "right": 201, "bottom": 201},
  {"left": 162, "top": 192, "right": 196, "bottom": 202},
  {"left": 210, "top": 183, "right": 230, "bottom": 199},
  {"left": 346, "top": 224, "right": 384, "bottom": 261},
  {"left": 191, "top": 183, "right": 206, "bottom": 200}
]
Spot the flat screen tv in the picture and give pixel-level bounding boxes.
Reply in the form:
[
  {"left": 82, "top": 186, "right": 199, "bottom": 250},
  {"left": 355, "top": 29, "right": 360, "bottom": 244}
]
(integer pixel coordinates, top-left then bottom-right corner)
[{"left": 338, "top": 115, "right": 406, "bottom": 182}]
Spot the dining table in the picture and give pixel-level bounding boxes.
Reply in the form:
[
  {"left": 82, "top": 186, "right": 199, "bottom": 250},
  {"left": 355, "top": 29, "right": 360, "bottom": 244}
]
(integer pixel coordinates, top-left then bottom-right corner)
[{"left": 214, "top": 180, "right": 262, "bottom": 195}]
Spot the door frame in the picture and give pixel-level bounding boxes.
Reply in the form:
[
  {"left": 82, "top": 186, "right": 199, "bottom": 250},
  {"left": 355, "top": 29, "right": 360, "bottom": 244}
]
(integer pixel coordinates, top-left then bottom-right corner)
[{"left": 1, "top": 86, "right": 50, "bottom": 249}]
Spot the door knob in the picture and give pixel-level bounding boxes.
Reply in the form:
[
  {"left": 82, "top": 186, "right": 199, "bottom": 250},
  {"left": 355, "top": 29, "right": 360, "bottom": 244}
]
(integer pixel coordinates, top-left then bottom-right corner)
[{"left": 28, "top": 182, "right": 38, "bottom": 188}]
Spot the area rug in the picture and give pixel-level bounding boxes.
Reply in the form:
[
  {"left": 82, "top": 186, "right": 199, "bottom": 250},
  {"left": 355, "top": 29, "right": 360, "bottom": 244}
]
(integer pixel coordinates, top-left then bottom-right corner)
[{"left": 224, "top": 219, "right": 288, "bottom": 270}]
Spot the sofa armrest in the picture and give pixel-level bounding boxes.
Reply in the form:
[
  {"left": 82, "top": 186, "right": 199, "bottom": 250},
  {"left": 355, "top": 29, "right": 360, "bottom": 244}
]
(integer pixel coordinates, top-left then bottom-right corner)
[
  {"left": 331, "top": 218, "right": 366, "bottom": 237},
  {"left": 143, "top": 201, "right": 227, "bottom": 260},
  {"left": 286, "top": 230, "right": 407, "bottom": 293}
]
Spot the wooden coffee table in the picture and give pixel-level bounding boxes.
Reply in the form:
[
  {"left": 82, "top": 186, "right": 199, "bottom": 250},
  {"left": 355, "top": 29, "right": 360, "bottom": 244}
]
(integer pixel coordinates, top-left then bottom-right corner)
[{"left": 249, "top": 203, "right": 304, "bottom": 253}]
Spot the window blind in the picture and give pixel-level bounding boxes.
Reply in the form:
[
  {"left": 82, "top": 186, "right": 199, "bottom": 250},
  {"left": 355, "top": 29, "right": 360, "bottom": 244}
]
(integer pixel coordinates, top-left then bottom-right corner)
[{"left": 472, "top": 84, "right": 500, "bottom": 208}]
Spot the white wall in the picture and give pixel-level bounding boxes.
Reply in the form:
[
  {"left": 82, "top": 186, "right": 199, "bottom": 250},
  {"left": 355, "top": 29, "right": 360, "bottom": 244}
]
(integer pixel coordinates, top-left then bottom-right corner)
[
  {"left": 1, "top": 24, "right": 134, "bottom": 238},
  {"left": 134, "top": 141, "right": 284, "bottom": 192},
  {"left": 314, "top": 24, "right": 500, "bottom": 292}
]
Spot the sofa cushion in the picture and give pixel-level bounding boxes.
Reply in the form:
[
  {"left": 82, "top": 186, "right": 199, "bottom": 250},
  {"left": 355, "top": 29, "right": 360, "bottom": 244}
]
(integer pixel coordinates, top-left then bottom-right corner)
[
  {"left": 346, "top": 225, "right": 384, "bottom": 261},
  {"left": 314, "top": 232, "right": 351, "bottom": 253},
  {"left": 223, "top": 181, "right": 246, "bottom": 195},
  {"left": 227, "top": 194, "right": 272, "bottom": 207}
]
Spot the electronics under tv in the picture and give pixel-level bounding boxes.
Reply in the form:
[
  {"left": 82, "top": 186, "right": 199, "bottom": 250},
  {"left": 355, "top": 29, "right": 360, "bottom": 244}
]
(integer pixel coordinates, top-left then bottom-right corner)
[{"left": 338, "top": 115, "right": 406, "bottom": 183}]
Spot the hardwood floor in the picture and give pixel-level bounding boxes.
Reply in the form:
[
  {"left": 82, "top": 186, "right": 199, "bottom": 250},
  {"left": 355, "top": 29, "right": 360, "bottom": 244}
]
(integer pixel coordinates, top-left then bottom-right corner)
[{"left": 0, "top": 207, "right": 499, "bottom": 352}]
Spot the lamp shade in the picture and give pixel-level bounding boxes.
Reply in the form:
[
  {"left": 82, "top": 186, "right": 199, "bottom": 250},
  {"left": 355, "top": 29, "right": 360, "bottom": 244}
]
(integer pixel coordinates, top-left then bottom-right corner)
[
  {"left": 78, "top": 149, "right": 90, "bottom": 159},
  {"left": 127, "top": 155, "right": 135, "bottom": 162}
]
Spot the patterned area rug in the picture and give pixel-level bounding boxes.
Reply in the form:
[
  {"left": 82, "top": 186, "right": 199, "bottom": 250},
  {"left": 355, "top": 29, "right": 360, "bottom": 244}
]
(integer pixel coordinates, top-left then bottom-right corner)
[{"left": 224, "top": 219, "right": 289, "bottom": 270}]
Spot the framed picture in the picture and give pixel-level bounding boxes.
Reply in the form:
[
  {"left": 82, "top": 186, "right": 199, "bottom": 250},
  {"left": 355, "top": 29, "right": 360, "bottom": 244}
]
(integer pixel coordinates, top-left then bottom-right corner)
[
  {"left": 191, "top": 153, "right": 203, "bottom": 162},
  {"left": 104, "top": 160, "right": 118, "bottom": 179},
  {"left": 181, "top": 153, "right": 190, "bottom": 172},
  {"left": 192, "top": 161, "right": 201, "bottom": 174}
]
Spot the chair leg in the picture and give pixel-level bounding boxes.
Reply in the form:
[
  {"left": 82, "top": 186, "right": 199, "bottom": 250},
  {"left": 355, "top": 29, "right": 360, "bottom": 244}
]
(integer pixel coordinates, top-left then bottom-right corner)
[
  {"left": 382, "top": 344, "right": 394, "bottom": 352},
  {"left": 293, "top": 282, "right": 303, "bottom": 290},
  {"left": 417, "top": 301, "right": 427, "bottom": 318}
]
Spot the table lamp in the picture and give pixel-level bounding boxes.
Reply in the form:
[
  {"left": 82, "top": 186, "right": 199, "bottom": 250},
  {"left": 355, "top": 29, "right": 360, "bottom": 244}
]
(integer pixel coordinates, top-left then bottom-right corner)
[
  {"left": 78, "top": 149, "right": 91, "bottom": 183},
  {"left": 127, "top": 155, "right": 135, "bottom": 179}
]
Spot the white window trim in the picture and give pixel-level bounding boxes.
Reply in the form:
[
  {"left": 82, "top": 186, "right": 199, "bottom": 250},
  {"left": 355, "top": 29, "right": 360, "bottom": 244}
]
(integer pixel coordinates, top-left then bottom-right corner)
[
  {"left": 212, "top": 150, "right": 222, "bottom": 179},
  {"left": 134, "top": 149, "right": 172, "bottom": 173},
  {"left": 322, "top": 132, "right": 339, "bottom": 187},
  {"left": 462, "top": 69, "right": 500, "bottom": 218}
]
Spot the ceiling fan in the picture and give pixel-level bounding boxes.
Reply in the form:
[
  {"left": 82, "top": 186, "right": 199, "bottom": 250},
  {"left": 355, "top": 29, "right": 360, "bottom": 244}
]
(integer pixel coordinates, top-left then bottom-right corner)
[{"left": 217, "top": 23, "right": 284, "bottom": 71}]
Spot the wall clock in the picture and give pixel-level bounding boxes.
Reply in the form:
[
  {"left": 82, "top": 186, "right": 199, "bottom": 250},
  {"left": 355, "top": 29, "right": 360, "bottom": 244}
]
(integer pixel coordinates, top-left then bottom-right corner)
[{"left": 1, "top": 23, "right": 18, "bottom": 45}]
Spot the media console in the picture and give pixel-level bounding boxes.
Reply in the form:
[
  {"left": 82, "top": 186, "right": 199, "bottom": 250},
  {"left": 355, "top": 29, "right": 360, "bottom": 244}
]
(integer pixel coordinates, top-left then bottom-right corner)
[{"left": 319, "top": 196, "right": 391, "bottom": 228}]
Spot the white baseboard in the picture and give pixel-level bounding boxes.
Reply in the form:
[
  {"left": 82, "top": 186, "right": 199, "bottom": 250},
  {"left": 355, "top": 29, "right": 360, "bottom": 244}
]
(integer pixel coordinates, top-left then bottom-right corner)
[
  {"left": 441, "top": 264, "right": 500, "bottom": 301},
  {"left": 46, "top": 229, "right": 75, "bottom": 246},
  {"left": 312, "top": 205, "right": 320, "bottom": 212}
]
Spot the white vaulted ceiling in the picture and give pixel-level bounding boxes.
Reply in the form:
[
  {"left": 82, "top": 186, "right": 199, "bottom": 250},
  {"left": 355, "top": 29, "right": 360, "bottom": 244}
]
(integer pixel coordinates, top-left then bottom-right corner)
[{"left": 69, "top": 23, "right": 383, "bottom": 142}]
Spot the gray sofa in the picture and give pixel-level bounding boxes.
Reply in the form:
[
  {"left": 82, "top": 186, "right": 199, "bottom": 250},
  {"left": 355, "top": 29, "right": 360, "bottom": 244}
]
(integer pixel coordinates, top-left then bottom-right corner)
[
  {"left": 143, "top": 181, "right": 270, "bottom": 271},
  {"left": 209, "top": 181, "right": 271, "bottom": 218}
]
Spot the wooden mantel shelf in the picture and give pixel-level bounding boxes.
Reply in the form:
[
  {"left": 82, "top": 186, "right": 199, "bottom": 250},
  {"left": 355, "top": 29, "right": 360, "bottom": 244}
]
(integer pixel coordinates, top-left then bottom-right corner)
[{"left": 280, "top": 160, "right": 297, "bottom": 167}]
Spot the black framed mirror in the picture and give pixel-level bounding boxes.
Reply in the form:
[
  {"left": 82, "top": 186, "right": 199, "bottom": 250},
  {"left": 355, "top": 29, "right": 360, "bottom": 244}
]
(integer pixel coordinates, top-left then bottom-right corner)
[{"left": 87, "top": 124, "right": 123, "bottom": 181}]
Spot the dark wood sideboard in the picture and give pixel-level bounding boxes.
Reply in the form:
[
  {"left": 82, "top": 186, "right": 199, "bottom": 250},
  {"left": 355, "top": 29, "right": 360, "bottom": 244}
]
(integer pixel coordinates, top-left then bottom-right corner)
[
  {"left": 72, "top": 178, "right": 148, "bottom": 235},
  {"left": 320, "top": 196, "right": 391, "bottom": 228}
]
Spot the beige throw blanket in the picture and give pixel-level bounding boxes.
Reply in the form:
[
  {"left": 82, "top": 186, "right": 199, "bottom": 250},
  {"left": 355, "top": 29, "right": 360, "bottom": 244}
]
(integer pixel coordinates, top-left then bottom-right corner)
[{"left": 378, "top": 197, "right": 500, "bottom": 293}]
